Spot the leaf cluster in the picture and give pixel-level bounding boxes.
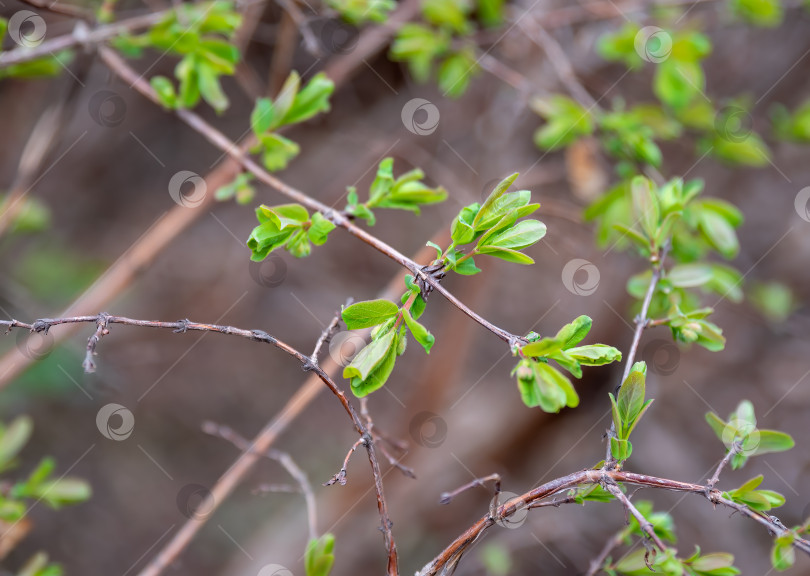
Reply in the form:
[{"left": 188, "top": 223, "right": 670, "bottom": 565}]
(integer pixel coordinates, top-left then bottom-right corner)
[
  {"left": 247, "top": 204, "right": 336, "bottom": 260},
  {"left": 608, "top": 361, "right": 653, "bottom": 461},
  {"left": 513, "top": 315, "right": 622, "bottom": 412}
]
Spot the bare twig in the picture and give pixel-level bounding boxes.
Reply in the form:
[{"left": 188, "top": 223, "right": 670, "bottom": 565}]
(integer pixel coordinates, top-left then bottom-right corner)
[
  {"left": 586, "top": 528, "right": 627, "bottom": 576},
  {"left": 359, "top": 399, "right": 415, "bottom": 479},
  {"left": 1, "top": 312, "right": 399, "bottom": 574},
  {"left": 439, "top": 474, "right": 501, "bottom": 505},
  {"left": 202, "top": 421, "right": 318, "bottom": 541},
  {"left": 82, "top": 313, "right": 110, "bottom": 373},
  {"left": 312, "top": 303, "right": 347, "bottom": 364},
  {"left": 707, "top": 441, "right": 741, "bottom": 489},
  {"left": 18, "top": 0, "right": 93, "bottom": 19},
  {"left": 603, "top": 481, "right": 668, "bottom": 554},
  {"left": 325, "top": 436, "right": 367, "bottom": 486},
  {"left": 0, "top": 11, "right": 169, "bottom": 67}
]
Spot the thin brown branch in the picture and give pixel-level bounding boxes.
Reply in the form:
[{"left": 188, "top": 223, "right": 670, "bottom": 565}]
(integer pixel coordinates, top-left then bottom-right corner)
[
  {"left": 312, "top": 303, "right": 347, "bottom": 365},
  {"left": 325, "top": 436, "right": 367, "bottom": 486},
  {"left": 1, "top": 312, "right": 399, "bottom": 574},
  {"left": 359, "top": 398, "right": 415, "bottom": 479},
  {"left": 707, "top": 441, "right": 740, "bottom": 489},
  {"left": 0, "top": 10, "right": 168, "bottom": 68},
  {"left": 586, "top": 528, "right": 627, "bottom": 576},
  {"left": 439, "top": 474, "right": 501, "bottom": 505},
  {"left": 416, "top": 468, "right": 810, "bottom": 575},
  {"left": 518, "top": 17, "right": 599, "bottom": 110},
  {"left": 18, "top": 0, "right": 93, "bottom": 19},
  {"left": 275, "top": 0, "right": 322, "bottom": 58},
  {"left": 603, "top": 481, "right": 668, "bottom": 554},
  {"left": 202, "top": 421, "right": 318, "bottom": 541},
  {"left": 98, "top": 46, "right": 524, "bottom": 348}
]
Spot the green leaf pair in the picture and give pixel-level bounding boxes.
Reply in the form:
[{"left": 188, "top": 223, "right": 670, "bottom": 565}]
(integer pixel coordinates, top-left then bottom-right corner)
[
  {"left": 609, "top": 362, "right": 653, "bottom": 461},
  {"left": 248, "top": 72, "right": 335, "bottom": 171},
  {"left": 513, "top": 316, "right": 622, "bottom": 412},
  {"left": 613, "top": 546, "right": 740, "bottom": 576},
  {"left": 705, "top": 400, "right": 795, "bottom": 470},
  {"left": 214, "top": 172, "right": 255, "bottom": 204},
  {"left": 723, "top": 475, "right": 785, "bottom": 512},
  {"left": 344, "top": 158, "right": 447, "bottom": 226},
  {"left": 305, "top": 533, "right": 335, "bottom": 576},
  {"left": 10, "top": 457, "right": 92, "bottom": 509},
  {"left": 341, "top": 295, "right": 434, "bottom": 397},
  {"left": 247, "top": 204, "right": 336, "bottom": 260}
]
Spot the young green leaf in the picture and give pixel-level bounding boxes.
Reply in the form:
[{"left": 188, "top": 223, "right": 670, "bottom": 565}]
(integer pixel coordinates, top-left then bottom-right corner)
[
  {"left": 342, "top": 299, "right": 399, "bottom": 330},
  {"left": 251, "top": 97, "right": 275, "bottom": 135},
  {"left": 554, "top": 315, "right": 593, "bottom": 348},
  {"left": 402, "top": 308, "right": 435, "bottom": 353},
  {"left": 566, "top": 344, "right": 622, "bottom": 366},
  {"left": 343, "top": 330, "right": 396, "bottom": 381},
  {"left": 307, "top": 212, "right": 336, "bottom": 246},
  {"left": 305, "top": 533, "right": 335, "bottom": 576},
  {"left": 349, "top": 332, "right": 399, "bottom": 397},
  {"left": 473, "top": 173, "right": 519, "bottom": 230}
]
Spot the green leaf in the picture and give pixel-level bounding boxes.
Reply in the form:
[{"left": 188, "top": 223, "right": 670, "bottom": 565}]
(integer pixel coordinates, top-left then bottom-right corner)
[
  {"left": 453, "top": 257, "right": 481, "bottom": 275},
  {"left": 305, "top": 533, "right": 335, "bottom": 576},
  {"left": 630, "top": 176, "right": 660, "bottom": 239},
  {"left": 479, "top": 219, "right": 547, "bottom": 251},
  {"left": 566, "top": 344, "right": 622, "bottom": 366},
  {"left": 668, "top": 263, "right": 714, "bottom": 288},
  {"left": 402, "top": 309, "right": 435, "bottom": 353},
  {"left": 0, "top": 416, "right": 33, "bottom": 471},
  {"left": 654, "top": 60, "right": 705, "bottom": 110},
  {"left": 35, "top": 478, "right": 92, "bottom": 507},
  {"left": 421, "top": 0, "right": 472, "bottom": 34},
  {"left": 274, "top": 71, "right": 300, "bottom": 122},
  {"left": 474, "top": 173, "right": 519, "bottom": 230},
  {"left": 150, "top": 76, "right": 177, "bottom": 109},
  {"left": 343, "top": 330, "right": 396, "bottom": 381},
  {"left": 342, "top": 299, "right": 399, "bottom": 329},
  {"left": 705, "top": 411, "right": 727, "bottom": 441},
  {"left": 521, "top": 338, "right": 564, "bottom": 358},
  {"left": 610, "top": 437, "right": 633, "bottom": 460},
  {"left": 771, "top": 533, "right": 795, "bottom": 571},
  {"left": 450, "top": 203, "right": 480, "bottom": 245},
  {"left": 282, "top": 72, "right": 335, "bottom": 126},
  {"left": 535, "top": 362, "right": 579, "bottom": 409},
  {"left": 617, "top": 362, "right": 647, "bottom": 437},
  {"left": 259, "top": 133, "right": 301, "bottom": 171},
  {"left": 197, "top": 62, "right": 229, "bottom": 112},
  {"left": 251, "top": 97, "right": 275, "bottom": 135},
  {"left": 476, "top": 246, "right": 535, "bottom": 264},
  {"left": 438, "top": 49, "right": 477, "bottom": 98},
  {"left": 350, "top": 332, "right": 399, "bottom": 397},
  {"left": 730, "top": 0, "right": 783, "bottom": 27},
  {"left": 554, "top": 315, "right": 592, "bottom": 348},
  {"left": 307, "top": 212, "right": 336, "bottom": 246},
  {"left": 752, "top": 430, "right": 795, "bottom": 456}
]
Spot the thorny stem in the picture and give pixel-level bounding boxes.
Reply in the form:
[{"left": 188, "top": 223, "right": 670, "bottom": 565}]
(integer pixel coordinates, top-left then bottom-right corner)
[
  {"left": 1, "top": 314, "right": 399, "bottom": 575},
  {"left": 603, "top": 481, "right": 669, "bottom": 554}
]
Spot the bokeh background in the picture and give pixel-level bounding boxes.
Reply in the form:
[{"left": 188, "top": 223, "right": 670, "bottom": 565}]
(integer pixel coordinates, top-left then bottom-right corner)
[{"left": 1, "top": 0, "right": 809, "bottom": 574}]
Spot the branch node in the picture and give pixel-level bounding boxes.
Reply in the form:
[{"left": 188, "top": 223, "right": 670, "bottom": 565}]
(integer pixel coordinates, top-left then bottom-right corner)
[
  {"left": 173, "top": 319, "right": 191, "bottom": 333},
  {"left": 31, "top": 319, "right": 52, "bottom": 334}
]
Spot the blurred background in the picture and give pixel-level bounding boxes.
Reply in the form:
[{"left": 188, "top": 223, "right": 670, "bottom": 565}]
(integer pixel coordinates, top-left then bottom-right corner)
[{"left": 1, "top": 0, "right": 810, "bottom": 574}]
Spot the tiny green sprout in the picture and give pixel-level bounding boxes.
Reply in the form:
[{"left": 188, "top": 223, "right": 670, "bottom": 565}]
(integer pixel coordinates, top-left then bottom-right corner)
[
  {"left": 723, "top": 475, "right": 785, "bottom": 512},
  {"left": 305, "top": 533, "right": 335, "bottom": 576},
  {"left": 344, "top": 158, "right": 447, "bottom": 226},
  {"left": 608, "top": 361, "right": 653, "bottom": 461}
]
